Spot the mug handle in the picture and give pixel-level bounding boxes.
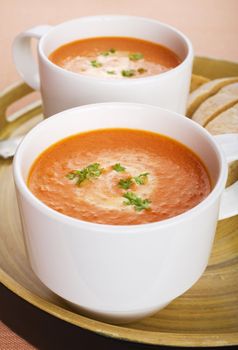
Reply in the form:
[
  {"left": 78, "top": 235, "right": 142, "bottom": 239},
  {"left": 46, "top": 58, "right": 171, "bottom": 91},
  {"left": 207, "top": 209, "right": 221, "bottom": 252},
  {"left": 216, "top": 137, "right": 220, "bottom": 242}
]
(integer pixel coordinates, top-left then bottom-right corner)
[
  {"left": 214, "top": 134, "right": 238, "bottom": 220},
  {"left": 12, "top": 25, "right": 53, "bottom": 90}
]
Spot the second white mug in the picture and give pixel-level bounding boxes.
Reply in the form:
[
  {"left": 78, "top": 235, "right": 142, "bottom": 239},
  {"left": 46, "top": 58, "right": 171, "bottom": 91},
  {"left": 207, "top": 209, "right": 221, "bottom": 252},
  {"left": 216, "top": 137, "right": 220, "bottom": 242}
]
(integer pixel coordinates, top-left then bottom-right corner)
[{"left": 13, "top": 15, "right": 193, "bottom": 116}]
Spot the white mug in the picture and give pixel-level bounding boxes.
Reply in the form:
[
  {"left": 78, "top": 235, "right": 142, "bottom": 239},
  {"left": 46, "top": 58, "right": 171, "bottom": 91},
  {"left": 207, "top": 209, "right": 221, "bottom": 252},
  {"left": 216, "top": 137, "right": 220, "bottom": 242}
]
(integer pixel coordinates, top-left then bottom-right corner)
[
  {"left": 13, "top": 103, "right": 238, "bottom": 324},
  {"left": 13, "top": 15, "right": 193, "bottom": 117}
]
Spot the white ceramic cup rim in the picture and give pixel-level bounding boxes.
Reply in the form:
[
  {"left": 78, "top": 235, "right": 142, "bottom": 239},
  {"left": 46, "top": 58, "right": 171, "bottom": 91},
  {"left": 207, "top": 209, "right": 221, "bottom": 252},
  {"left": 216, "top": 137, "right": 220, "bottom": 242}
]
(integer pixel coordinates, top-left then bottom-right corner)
[
  {"left": 38, "top": 15, "right": 194, "bottom": 84},
  {"left": 13, "top": 103, "right": 227, "bottom": 234}
]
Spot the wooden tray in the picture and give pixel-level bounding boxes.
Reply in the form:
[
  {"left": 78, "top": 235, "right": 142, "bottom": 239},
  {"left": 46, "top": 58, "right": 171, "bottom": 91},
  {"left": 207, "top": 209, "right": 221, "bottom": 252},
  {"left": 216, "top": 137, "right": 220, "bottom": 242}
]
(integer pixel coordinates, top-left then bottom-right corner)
[{"left": 0, "top": 57, "right": 238, "bottom": 347}]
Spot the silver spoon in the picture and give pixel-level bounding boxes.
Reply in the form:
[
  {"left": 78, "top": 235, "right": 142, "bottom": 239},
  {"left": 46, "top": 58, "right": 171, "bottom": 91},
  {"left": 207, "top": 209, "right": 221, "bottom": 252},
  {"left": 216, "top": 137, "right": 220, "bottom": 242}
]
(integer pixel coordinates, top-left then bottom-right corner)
[{"left": 0, "top": 135, "right": 25, "bottom": 159}]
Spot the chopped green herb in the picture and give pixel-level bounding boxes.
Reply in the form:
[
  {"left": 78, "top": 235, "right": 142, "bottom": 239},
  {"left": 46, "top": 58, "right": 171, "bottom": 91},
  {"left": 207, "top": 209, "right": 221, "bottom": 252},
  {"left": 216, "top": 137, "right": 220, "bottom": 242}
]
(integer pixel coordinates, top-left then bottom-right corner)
[
  {"left": 66, "top": 163, "right": 104, "bottom": 186},
  {"left": 123, "top": 191, "right": 151, "bottom": 211},
  {"left": 137, "top": 67, "right": 147, "bottom": 74},
  {"left": 66, "top": 173, "right": 76, "bottom": 180},
  {"left": 112, "top": 163, "right": 126, "bottom": 172},
  {"left": 118, "top": 178, "right": 133, "bottom": 190},
  {"left": 101, "top": 51, "right": 110, "bottom": 56},
  {"left": 101, "top": 48, "right": 116, "bottom": 56},
  {"left": 129, "top": 52, "right": 144, "bottom": 61},
  {"left": 107, "top": 70, "right": 116, "bottom": 75},
  {"left": 134, "top": 172, "right": 149, "bottom": 185},
  {"left": 91, "top": 60, "right": 102, "bottom": 68},
  {"left": 121, "top": 69, "right": 135, "bottom": 77}
]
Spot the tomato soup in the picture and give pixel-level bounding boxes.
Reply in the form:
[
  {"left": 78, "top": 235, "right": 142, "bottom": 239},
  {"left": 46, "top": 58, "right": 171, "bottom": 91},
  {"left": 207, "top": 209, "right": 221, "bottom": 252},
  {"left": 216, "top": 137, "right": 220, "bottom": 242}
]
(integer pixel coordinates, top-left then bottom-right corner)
[
  {"left": 28, "top": 129, "right": 211, "bottom": 225},
  {"left": 49, "top": 37, "right": 181, "bottom": 79}
]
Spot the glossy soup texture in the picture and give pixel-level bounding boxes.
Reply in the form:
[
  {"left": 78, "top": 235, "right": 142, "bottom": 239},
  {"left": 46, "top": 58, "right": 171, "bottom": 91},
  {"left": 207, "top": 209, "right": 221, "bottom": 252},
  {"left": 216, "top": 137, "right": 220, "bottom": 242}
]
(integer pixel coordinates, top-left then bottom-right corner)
[
  {"left": 48, "top": 36, "right": 181, "bottom": 79},
  {"left": 28, "top": 129, "right": 211, "bottom": 225}
]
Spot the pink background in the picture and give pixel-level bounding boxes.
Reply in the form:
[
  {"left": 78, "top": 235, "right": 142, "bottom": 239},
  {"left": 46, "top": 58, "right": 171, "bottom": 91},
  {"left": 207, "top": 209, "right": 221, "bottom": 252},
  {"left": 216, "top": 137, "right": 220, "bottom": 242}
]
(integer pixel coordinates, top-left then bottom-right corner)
[{"left": 0, "top": 0, "right": 238, "bottom": 348}]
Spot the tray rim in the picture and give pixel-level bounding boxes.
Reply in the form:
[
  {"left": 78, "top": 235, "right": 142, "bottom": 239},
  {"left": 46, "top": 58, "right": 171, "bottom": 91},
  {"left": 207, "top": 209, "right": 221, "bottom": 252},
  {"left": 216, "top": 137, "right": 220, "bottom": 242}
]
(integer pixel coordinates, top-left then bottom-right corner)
[
  {"left": 2, "top": 268, "right": 238, "bottom": 347},
  {"left": 1, "top": 56, "right": 238, "bottom": 347}
]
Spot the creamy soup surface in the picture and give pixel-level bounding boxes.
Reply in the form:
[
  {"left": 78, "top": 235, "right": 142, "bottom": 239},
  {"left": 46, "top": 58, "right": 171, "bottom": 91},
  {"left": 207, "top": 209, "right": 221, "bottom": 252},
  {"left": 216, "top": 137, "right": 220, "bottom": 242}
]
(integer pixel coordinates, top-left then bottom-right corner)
[
  {"left": 28, "top": 129, "right": 211, "bottom": 225},
  {"left": 49, "top": 37, "right": 181, "bottom": 78}
]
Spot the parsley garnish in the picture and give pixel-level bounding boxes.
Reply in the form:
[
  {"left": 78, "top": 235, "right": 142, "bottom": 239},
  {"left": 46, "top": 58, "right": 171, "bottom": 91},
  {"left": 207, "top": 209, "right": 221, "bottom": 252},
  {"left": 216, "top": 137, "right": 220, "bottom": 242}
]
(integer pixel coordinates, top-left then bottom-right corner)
[
  {"left": 129, "top": 52, "right": 144, "bottom": 61},
  {"left": 91, "top": 60, "right": 102, "bottom": 68},
  {"left": 101, "top": 48, "right": 116, "bottom": 56},
  {"left": 138, "top": 67, "right": 147, "bottom": 74},
  {"left": 112, "top": 163, "right": 126, "bottom": 172},
  {"left": 101, "top": 51, "right": 109, "bottom": 56},
  {"left": 118, "top": 178, "right": 133, "bottom": 190},
  {"left": 123, "top": 191, "right": 151, "bottom": 211},
  {"left": 66, "top": 163, "right": 104, "bottom": 186},
  {"left": 134, "top": 172, "right": 149, "bottom": 185},
  {"left": 107, "top": 70, "right": 116, "bottom": 75},
  {"left": 118, "top": 173, "right": 149, "bottom": 189},
  {"left": 121, "top": 69, "right": 135, "bottom": 77},
  {"left": 67, "top": 162, "right": 152, "bottom": 212}
]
